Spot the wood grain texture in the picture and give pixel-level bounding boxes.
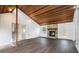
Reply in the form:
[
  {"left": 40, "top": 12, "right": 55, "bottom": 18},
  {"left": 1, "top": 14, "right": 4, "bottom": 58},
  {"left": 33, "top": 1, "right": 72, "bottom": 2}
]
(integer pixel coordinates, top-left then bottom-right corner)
[
  {"left": 15, "top": 5, "right": 19, "bottom": 47},
  {"left": 0, "top": 5, "right": 75, "bottom": 25},
  {"left": 18, "top": 5, "right": 75, "bottom": 25},
  {"left": 0, "top": 38, "right": 78, "bottom": 53},
  {"left": 0, "top": 5, "right": 15, "bottom": 13}
]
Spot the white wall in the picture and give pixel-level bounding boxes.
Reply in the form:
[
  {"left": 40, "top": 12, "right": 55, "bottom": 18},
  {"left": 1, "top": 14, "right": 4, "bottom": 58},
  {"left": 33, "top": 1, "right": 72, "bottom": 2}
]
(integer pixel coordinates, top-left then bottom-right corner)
[
  {"left": 73, "top": 7, "right": 79, "bottom": 51},
  {"left": 0, "top": 13, "right": 16, "bottom": 46},
  {"left": 0, "top": 9, "right": 41, "bottom": 46},
  {"left": 74, "top": 7, "right": 79, "bottom": 45},
  {"left": 40, "top": 25, "right": 48, "bottom": 37},
  {"left": 58, "top": 22, "right": 74, "bottom": 40},
  {"left": 13, "top": 9, "right": 41, "bottom": 40},
  {"left": 76, "top": 8, "right": 79, "bottom": 45}
]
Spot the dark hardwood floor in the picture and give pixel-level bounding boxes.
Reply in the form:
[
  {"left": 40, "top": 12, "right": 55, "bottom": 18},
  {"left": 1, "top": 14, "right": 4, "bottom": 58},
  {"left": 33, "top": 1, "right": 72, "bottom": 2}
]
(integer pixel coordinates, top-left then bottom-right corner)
[{"left": 0, "top": 37, "right": 78, "bottom": 53}]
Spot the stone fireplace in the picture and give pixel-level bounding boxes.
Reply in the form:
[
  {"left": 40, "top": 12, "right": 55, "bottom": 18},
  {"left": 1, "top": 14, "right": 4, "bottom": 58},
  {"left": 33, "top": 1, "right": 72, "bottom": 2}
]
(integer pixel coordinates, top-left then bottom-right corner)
[
  {"left": 41, "top": 24, "right": 58, "bottom": 38},
  {"left": 48, "top": 28, "right": 57, "bottom": 38}
]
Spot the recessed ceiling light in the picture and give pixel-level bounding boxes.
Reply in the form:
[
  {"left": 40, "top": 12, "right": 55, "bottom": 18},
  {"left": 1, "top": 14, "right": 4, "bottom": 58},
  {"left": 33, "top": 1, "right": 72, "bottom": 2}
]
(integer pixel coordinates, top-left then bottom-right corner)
[{"left": 9, "top": 8, "right": 12, "bottom": 11}]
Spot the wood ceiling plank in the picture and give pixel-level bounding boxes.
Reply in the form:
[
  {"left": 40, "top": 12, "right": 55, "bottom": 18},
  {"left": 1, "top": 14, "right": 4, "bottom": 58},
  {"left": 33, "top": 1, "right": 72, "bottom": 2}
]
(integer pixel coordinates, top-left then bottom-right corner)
[
  {"left": 37, "top": 13, "right": 73, "bottom": 23},
  {"left": 30, "top": 5, "right": 61, "bottom": 16},
  {"left": 18, "top": 5, "right": 74, "bottom": 25},
  {"left": 34, "top": 5, "right": 73, "bottom": 17},
  {"left": 47, "top": 16, "right": 73, "bottom": 22},
  {"left": 4, "top": 6, "right": 8, "bottom": 13},
  {"left": 35, "top": 6, "right": 74, "bottom": 19},
  {"left": 0, "top": 5, "right": 15, "bottom": 13},
  {"left": 19, "top": 5, "right": 47, "bottom": 15},
  {"left": 35, "top": 9, "right": 74, "bottom": 20},
  {"left": 0, "top": 6, "right": 4, "bottom": 13},
  {"left": 39, "top": 17, "right": 73, "bottom": 25}
]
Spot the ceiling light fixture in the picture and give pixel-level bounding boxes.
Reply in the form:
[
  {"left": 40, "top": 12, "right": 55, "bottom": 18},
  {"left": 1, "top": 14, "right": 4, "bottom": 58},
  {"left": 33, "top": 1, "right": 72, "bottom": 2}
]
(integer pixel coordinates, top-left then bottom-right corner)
[{"left": 9, "top": 8, "right": 12, "bottom": 11}]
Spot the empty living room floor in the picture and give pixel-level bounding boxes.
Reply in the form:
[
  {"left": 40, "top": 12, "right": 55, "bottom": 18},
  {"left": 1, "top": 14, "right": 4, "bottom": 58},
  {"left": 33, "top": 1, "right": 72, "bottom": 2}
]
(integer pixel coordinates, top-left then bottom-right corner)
[{"left": 0, "top": 37, "right": 78, "bottom": 53}]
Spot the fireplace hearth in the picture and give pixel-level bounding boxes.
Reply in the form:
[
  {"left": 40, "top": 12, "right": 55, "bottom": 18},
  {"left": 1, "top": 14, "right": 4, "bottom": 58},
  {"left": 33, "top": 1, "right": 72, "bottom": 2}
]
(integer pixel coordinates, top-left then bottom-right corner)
[
  {"left": 49, "top": 31, "right": 55, "bottom": 36},
  {"left": 48, "top": 28, "right": 57, "bottom": 38}
]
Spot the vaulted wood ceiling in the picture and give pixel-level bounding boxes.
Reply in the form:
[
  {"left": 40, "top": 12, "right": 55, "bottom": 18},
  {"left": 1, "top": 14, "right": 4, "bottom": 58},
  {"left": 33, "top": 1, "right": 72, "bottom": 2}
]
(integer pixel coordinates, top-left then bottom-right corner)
[
  {"left": 0, "top": 5, "right": 15, "bottom": 13},
  {"left": 0, "top": 5, "right": 75, "bottom": 25},
  {"left": 19, "top": 5, "right": 75, "bottom": 25}
]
